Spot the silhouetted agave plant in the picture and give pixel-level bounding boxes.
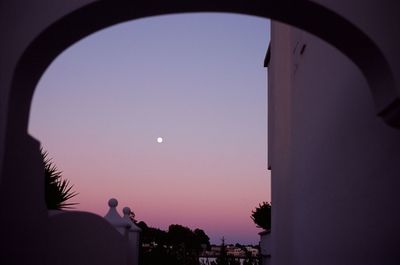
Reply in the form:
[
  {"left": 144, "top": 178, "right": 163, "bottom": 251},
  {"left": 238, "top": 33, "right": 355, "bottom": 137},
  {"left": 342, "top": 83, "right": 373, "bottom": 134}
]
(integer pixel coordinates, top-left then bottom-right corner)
[{"left": 41, "top": 149, "right": 78, "bottom": 210}]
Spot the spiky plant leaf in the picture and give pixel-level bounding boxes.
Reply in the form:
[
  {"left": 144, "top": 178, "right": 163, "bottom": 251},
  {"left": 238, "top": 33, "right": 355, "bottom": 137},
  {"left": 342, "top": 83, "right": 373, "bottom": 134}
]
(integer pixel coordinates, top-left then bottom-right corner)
[{"left": 41, "top": 149, "right": 78, "bottom": 210}]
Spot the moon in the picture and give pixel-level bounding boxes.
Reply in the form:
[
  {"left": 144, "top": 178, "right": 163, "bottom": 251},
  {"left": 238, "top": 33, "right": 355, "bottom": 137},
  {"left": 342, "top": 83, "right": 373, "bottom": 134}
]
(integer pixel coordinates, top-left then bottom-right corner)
[{"left": 157, "top": 137, "right": 163, "bottom": 143}]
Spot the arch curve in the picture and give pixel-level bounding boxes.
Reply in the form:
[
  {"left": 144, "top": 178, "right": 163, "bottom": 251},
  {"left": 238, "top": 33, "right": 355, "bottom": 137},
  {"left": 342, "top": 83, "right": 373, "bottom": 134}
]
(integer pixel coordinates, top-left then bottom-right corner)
[{"left": 7, "top": 0, "right": 399, "bottom": 136}]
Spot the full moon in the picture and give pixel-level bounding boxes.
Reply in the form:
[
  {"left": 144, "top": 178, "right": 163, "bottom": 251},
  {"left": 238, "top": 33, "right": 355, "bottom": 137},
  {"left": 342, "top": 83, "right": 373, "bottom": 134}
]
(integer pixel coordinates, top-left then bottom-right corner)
[{"left": 157, "top": 137, "right": 163, "bottom": 143}]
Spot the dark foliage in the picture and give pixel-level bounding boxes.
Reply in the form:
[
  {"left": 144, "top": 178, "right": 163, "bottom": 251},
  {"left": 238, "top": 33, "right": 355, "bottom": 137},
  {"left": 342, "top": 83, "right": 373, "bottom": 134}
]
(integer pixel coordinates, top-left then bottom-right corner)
[
  {"left": 141, "top": 244, "right": 179, "bottom": 265},
  {"left": 251, "top": 202, "right": 271, "bottom": 231},
  {"left": 140, "top": 222, "right": 170, "bottom": 246},
  {"left": 41, "top": 149, "right": 78, "bottom": 210},
  {"left": 194, "top": 228, "right": 211, "bottom": 250},
  {"left": 139, "top": 222, "right": 210, "bottom": 265},
  {"left": 242, "top": 248, "right": 260, "bottom": 265},
  {"left": 169, "top": 224, "right": 200, "bottom": 250}
]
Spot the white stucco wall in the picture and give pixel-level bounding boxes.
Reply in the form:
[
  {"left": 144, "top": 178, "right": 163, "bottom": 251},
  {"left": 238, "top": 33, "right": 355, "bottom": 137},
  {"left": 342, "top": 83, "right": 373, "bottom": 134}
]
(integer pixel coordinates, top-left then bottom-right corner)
[
  {"left": 47, "top": 211, "right": 128, "bottom": 265},
  {"left": 268, "top": 20, "right": 400, "bottom": 265},
  {"left": 0, "top": 0, "right": 96, "bottom": 184},
  {"left": 0, "top": 3, "right": 97, "bottom": 264},
  {"left": 259, "top": 231, "right": 271, "bottom": 265}
]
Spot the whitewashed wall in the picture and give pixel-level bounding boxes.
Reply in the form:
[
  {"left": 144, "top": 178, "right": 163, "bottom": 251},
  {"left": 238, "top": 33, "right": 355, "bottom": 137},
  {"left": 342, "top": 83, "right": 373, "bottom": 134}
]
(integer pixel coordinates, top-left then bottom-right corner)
[
  {"left": 259, "top": 231, "right": 271, "bottom": 265},
  {"left": 268, "top": 18, "right": 400, "bottom": 265}
]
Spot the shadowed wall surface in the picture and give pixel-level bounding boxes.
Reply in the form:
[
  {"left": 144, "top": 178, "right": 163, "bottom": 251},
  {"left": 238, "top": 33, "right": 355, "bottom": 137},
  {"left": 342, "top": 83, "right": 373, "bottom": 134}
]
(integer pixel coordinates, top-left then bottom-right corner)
[{"left": 268, "top": 21, "right": 400, "bottom": 265}]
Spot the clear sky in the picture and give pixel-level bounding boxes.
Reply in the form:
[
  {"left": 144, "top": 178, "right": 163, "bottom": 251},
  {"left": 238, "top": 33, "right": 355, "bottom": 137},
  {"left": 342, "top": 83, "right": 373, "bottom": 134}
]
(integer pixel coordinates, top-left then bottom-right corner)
[{"left": 28, "top": 13, "right": 271, "bottom": 245}]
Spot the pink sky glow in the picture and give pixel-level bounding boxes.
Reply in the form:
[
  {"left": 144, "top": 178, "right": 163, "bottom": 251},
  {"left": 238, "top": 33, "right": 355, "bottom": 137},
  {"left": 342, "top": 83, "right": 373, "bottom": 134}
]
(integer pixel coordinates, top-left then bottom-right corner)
[{"left": 29, "top": 13, "right": 271, "bottom": 245}]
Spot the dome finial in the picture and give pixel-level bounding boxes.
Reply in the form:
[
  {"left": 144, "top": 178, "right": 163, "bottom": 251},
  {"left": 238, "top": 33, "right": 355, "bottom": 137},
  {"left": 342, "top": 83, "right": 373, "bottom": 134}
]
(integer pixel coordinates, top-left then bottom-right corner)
[{"left": 108, "top": 198, "right": 118, "bottom": 207}]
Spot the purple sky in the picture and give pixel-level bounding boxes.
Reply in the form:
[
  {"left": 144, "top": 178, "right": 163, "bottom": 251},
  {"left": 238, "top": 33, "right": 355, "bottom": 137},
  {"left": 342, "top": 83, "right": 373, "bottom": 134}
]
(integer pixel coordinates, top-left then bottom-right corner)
[{"left": 28, "top": 13, "right": 271, "bottom": 245}]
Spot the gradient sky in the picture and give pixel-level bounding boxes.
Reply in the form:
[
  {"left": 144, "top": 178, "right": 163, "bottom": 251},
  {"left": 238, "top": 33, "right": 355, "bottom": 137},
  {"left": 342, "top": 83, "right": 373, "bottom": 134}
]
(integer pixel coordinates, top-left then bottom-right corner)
[{"left": 28, "top": 13, "right": 271, "bottom": 245}]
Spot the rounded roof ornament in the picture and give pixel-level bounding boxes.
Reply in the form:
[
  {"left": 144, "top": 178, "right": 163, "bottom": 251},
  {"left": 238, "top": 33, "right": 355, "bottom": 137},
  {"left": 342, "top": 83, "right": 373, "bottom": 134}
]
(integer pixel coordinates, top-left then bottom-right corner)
[
  {"left": 122, "top": 206, "right": 141, "bottom": 232},
  {"left": 108, "top": 198, "right": 118, "bottom": 207},
  {"left": 122, "top": 206, "right": 131, "bottom": 215}
]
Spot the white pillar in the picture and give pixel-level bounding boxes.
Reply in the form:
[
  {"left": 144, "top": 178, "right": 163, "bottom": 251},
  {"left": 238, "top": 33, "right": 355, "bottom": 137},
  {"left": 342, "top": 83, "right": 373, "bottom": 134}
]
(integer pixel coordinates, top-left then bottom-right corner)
[
  {"left": 104, "top": 198, "right": 131, "bottom": 236},
  {"left": 259, "top": 230, "right": 272, "bottom": 265},
  {"left": 123, "top": 207, "right": 141, "bottom": 265}
]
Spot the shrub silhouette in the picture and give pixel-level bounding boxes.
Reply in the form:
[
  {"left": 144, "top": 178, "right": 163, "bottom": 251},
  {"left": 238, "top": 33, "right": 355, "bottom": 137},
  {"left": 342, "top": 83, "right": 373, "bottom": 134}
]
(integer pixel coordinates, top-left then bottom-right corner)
[{"left": 251, "top": 202, "right": 271, "bottom": 231}]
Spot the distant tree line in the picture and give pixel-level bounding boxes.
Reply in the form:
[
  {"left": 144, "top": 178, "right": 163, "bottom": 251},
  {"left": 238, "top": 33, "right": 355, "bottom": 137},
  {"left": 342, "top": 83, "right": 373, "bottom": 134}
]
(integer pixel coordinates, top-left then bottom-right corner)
[
  {"left": 136, "top": 221, "right": 210, "bottom": 265},
  {"left": 200, "top": 237, "right": 260, "bottom": 265}
]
